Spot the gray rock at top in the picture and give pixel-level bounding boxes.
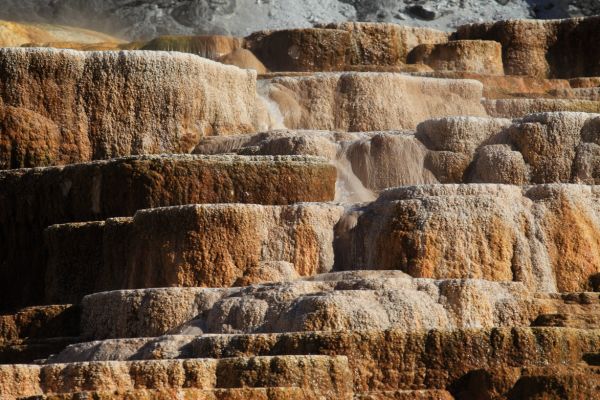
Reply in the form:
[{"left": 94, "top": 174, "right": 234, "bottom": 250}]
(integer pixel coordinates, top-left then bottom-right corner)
[{"left": 0, "top": 0, "right": 597, "bottom": 40}]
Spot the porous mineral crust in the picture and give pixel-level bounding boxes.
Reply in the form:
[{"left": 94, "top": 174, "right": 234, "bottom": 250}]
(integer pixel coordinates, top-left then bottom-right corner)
[
  {"left": 45, "top": 203, "right": 343, "bottom": 303},
  {"left": 5, "top": 14, "right": 600, "bottom": 400},
  {"left": 261, "top": 73, "right": 486, "bottom": 131},
  {"left": 0, "top": 155, "right": 336, "bottom": 310},
  {"left": 0, "top": 48, "right": 257, "bottom": 169}
]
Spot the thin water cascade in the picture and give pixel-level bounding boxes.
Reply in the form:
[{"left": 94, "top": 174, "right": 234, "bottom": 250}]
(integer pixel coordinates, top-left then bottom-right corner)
[{"left": 334, "top": 142, "right": 377, "bottom": 203}]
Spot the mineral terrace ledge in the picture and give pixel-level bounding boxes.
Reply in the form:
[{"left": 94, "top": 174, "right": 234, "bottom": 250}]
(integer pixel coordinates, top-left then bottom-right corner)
[{"left": 0, "top": 154, "right": 337, "bottom": 311}]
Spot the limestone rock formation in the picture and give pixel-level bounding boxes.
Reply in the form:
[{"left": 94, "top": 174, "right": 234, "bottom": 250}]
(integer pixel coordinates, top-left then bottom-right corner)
[
  {"left": 194, "top": 130, "right": 438, "bottom": 194},
  {"left": 407, "top": 40, "right": 504, "bottom": 75},
  {"left": 415, "top": 71, "right": 572, "bottom": 98},
  {"left": 247, "top": 23, "right": 449, "bottom": 71},
  {"left": 484, "top": 98, "right": 600, "bottom": 117},
  {"left": 45, "top": 203, "right": 343, "bottom": 303},
  {"left": 0, "top": 155, "right": 336, "bottom": 310},
  {"left": 4, "top": 12, "right": 600, "bottom": 400},
  {"left": 0, "top": 48, "right": 257, "bottom": 169},
  {"left": 323, "top": 22, "right": 449, "bottom": 63},
  {"left": 336, "top": 184, "right": 600, "bottom": 293},
  {"left": 76, "top": 271, "right": 533, "bottom": 340},
  {"left": 140, "top": 35, "right": 244, "bottom": 59},
  {"left": 454, "top": 16, "right": 600, "bottom": 78},
  {"left": 196, "top": 112, "right": 600, "bottom": 192},
  {"left": 261, "top": 73, "right": 486, "bottom": 131},
  {"left": 0, "top": 20, "right": 121, "bottom": 47},
  {"left": 218, "top": 49, "right": 268, "bottom": 74},
  {"left": 246, "top": 28, "right": 351, "bottom": 72},
  {"left": 0, "top": 355, "right": 353, "bottom": 399}
]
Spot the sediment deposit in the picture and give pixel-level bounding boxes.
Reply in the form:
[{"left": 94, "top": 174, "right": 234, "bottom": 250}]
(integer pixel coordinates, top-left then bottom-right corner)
[{"left": 3, "top": 14, "right": 600, "bottom": 400}]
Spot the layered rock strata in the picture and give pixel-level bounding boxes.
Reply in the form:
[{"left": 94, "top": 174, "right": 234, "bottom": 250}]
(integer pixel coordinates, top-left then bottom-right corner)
[
  {"left": 0, "top": 48, "right": 257, "bottom": 170},
  {"left": 0, "top": 305, "right": 80, "bottom": 365},
  {"left": 76, "top": 271, "right": 533, "bottom": 340},
  {"left": 335, "top": 184, "right": 600, "bottom": 293},
  {"left": 140, "top": 35, "right": 244, "bottom": 59},
  {"left": 45, "top": 203, "right": 343, "bottom": 304},
  {"left": 195, "top": 112, "right": 600, "bottom": 192},
  {"left": 260, "top": 73, "right": 486, "bottom": 131},
  {"left": 454, "top": 17, "right": 600, "bottom": 78},
  {"left": 407, "top": 40, "right": 504, "bottom": 75},
  {"left": 0, "top": 155, "right": 336, "bottom": 310},
  {"left": 4, "top": 14, "right": 600, "bottom": 400},
  {"left": 0, "top": 20, "right": 122, "bottom": 47},
  {"left": 246, "top": 23, "right": 448, "bottom": 72},
  {"left": 0, "top": 355, "right": 353, "bottom": 399}
]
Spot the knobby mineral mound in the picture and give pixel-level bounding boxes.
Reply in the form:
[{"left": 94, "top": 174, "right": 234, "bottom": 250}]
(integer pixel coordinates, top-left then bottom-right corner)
[{"left": 4, "top": 15, "right": 600, "bottom": 400}]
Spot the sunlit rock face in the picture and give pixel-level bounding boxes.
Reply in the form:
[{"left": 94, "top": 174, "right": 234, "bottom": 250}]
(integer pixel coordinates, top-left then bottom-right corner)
[
  {"left": 260, "top": 73, "right": 486, "bottom": 131},
  {"left": 0, "top": 48, "right": 258, "bottom": 169},
  {"left": 335, "top": 184, "right": 600, "bottom": 293},
  {"left": 45, "top": 203, "right": 344, "bottom": 303}
]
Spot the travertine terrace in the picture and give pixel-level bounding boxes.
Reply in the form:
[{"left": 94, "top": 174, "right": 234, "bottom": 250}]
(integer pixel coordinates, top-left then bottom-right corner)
[{"left": 4, "top": 15, "right": 600, "bottom": 400}]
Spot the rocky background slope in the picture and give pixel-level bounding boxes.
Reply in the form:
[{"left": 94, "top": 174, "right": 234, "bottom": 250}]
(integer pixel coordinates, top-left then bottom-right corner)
[{"left": 0, "top": 0, "right": 598, "bottom": 39}]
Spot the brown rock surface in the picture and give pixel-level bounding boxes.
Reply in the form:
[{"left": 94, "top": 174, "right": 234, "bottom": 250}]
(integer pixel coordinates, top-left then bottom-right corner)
[
  {"left": 0, "top": 155, "right": 336, "bottom": 310},
  {"left": 140, "top": 35, "right": 244, "bottom": 59},
  {"left": 193, "top": 130, "right": 438, "bottom": 193},
  {"left": 20, "top": 42, "right": 128, "bottom": 51},
  {"left": 21, "top": 387, "right": 324, "bottom": 400},
  {"left": 335, "top": 184, "right": 600, "bottom": 292},
  {"left": 5, "top": 17, "right": 600, "bottom": 400},
  {"left": 45, "top": 203, "right": 343, "bottom": 303},
  {"left": 195, "top": 112, "right": 600, "bottom": 192},
  {"left": 0, "top": 355, "right": 352, "bottom": 400},
  {"left": 0, "top": 305, "right": 80, "bottom": 364},
  {"left": 246, "top": 24, "right": 448, "bottom": 72},
  {"left": 0, "top": 48, "right": 257, "bottom": 169},
  {"left": 194, "top": 328, "right": 600, "bottom": 394},
  {"left": 218, "top": 49, "right": 267, "bottom": 74},
  {"left": 78, "top": 271, "right": 534, "bottom": 340},
  {"left": 408, "top": 40, "right": 503, "bottom": 75},
  {"left": 419, "top": 113, "right": 600, "bottom": 185},
  {"left": 0, "top": 106, "right": 61, "bottom": 170},
  {"left": 246, "top": 29, "right": 350, "bottom": 72},
  {"left": 36, "top": 328, "right": 600, "bottom": 399},
  {"left": 47, "top": 327, "right": 600, "bottom": 396},
  {"left": 317, "top": 22, "right": 449, "bottom": 66},
  {"left": 0, "top": 306, "right": 78, "bottom": 344},
  {"left": 0, "top": 21, "right": 122, "bottom": 47},
  {"left": 261, "top": 73, "right": 486, "bottom": 131},
  {"left": 413, "top": 71, "right": 571, "bottom": 99},
  {"left": 484, "top": 98, "right": 600, "bottom": 118},
  {"left": 570, "top": 77, "right": 600, "bottom": 88},
  {"left": 454, "top": 16, "right": 600, "bottom": 78}
]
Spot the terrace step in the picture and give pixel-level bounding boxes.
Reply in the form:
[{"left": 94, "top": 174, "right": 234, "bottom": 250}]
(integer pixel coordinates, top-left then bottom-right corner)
[
  {"left": 0, "top": 154, "right": 335, "bottom": 311},
  {"left": 1, "top": 355, "right": 353, "bottom": 400}
]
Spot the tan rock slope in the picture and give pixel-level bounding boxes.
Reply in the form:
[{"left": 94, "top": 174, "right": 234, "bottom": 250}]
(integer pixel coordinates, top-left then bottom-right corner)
[
  {"left": 0, "top": 21, "right": 122, "bottom": 47},
  {"left": 335, "top": 184, "right": 600, "bottom": 293},
  {"left": 5, "top": 14, "right": 600, "bottom": 400},
  {"left": 454, "top": 16, "right": 600, "bottom": 78}
]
